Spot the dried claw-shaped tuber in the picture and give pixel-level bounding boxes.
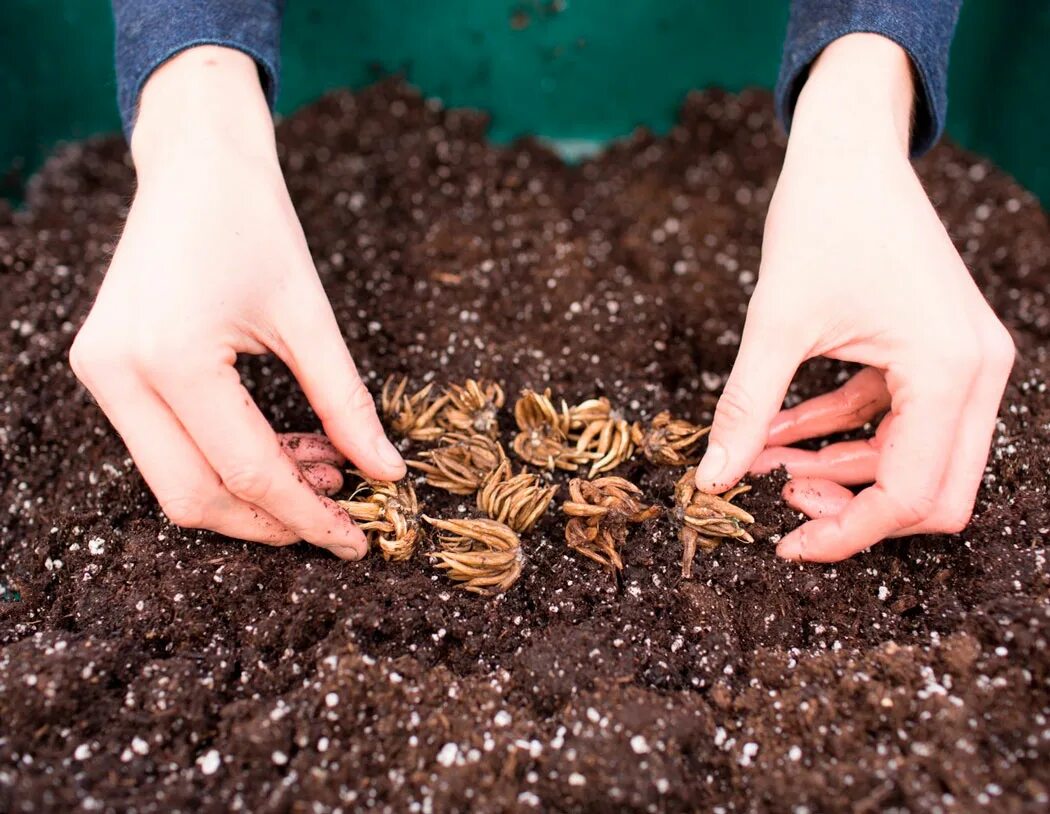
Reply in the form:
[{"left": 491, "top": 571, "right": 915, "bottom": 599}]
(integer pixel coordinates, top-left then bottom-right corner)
[
  {"left": 438, "top": 378, "right": 505, "bottom": 438},
  {"left": 562, "top": 476, "right": 659, "bottom": 572},
  {"left": 630, "top": 410, "right": 710, "bottom": 466},
  {"left": 381, "top": 376, "right": 449, "bottom": 442},
  {"left": 423, "top": 516, "right": 523, "bottom": 595},
  {"left": 512, "top": 389, "right": 595, "bottom": 472},
  {"left": 569, "top": 397, "right": 635, "bottom": 477},
  {"left": 409, "top": 432, "right": 506, "bottom": 495},
  {"left": 675, "top": 467, "right": 755, "bottom": 578},
  {"left": 477, "top": 459, "right": 558, "bottom": 533},
  {"left": 338, "top": 478, "right": 422, "bottom": 561}
]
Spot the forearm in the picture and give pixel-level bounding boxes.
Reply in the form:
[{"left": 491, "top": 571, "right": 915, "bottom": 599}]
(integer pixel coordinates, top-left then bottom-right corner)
[
  {"left": 776, "top": 0, "right": 962, "bottom": 157},
  {"left": 787, "top": 33, "right": 914, "bottom": 161},
  {"left": 131, "top": 46, "right": 278, "bottom": 180},
  {"left": 111, "top": 0, "right": 283, "bottom": 139}
]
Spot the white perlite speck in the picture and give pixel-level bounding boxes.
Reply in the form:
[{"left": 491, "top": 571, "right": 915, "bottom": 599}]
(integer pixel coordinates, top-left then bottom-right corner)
[
  {"left": 131, "top": 737, "right": 149, "bottom": 756},
  {"left": 568, "top": 773, "right": 586, "bottom": 787},
  {"left": 74, "top": 744, "right": 91, "bottom": 761},
  {"left": 436, "top": 743, "right": 459, "bottom": 767},
  {"left": 494, "top": 710, "right": 512, "bottom": 727},
  {"left": 630, "top": 735, "right": 651, "bottom": 754},
  {"left": 87, "top": 537, "right": 105, "bottom": 555},
  {"left": 325, "top": 692, "right": 339, "bottom": 707},
  {"left": 271, "top": 750, "right": 288, "bottom": 765},
  {"left": 197, "top": 750, "right": 221, "bottom": 775}
]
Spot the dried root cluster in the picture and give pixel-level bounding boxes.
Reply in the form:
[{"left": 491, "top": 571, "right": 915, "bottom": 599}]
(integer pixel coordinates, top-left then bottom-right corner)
[
  {"left": 512, "top": 389, "right": 635, "bottom": 477},
  {"left": 409, "top": 432, "right": 506, "bottom": 494},
  {"left": 382, "top": 376, "right": 503, "bottom": 443},
  {"left": 631, "top": 410, "right": 709, "bottom": 466},
  {"left": 440, "top": 379, "right": 504, "bottom": 437},
  {"left": 511, "top": 388, "right": 579, "bottom": 471},
  {"left": 338, "top": 478, "right": 422, "bottom": 561},
  {"left": 350, "top": 375, "right": 758, "bottom": 595},
  {"left": 477, "top": 460, "right": 557, "bottom": 533},
  {"left": 562, "top": 477, "right": 660, "bottom": 572},
  {"left": 570, "top": 398, "right": 635, "bottom": 477},
  {"left": 675, "top": 467, "right": 755, "bottom": 578},
  {"left": 424, "top": 516, "right": 522, "bottom": 595},
  {"left": 381, "top": 377, "right": 449, "bottom": 442}
]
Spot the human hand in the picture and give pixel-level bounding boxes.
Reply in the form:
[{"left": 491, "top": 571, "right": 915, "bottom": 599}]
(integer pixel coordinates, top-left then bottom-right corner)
[
  {"left": 694, "top": 34, "right": 1014, "bottom": 562},
  {"left": 70, "top": 47, "right": 404, "bottom": 559}
]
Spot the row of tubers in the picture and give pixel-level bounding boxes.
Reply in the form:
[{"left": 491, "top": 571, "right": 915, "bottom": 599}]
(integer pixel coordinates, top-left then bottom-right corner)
[{"left": 337, "top": 376, "right": 755, "bottom": 596}]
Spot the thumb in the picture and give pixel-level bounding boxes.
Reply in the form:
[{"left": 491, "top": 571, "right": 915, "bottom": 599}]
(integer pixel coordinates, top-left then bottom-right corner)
[
  {"left": 276, "top": 293, "right": 406, "bottom": 482},
  {"left": 696, "top": 309, "right": 803, "bottom": 493}
]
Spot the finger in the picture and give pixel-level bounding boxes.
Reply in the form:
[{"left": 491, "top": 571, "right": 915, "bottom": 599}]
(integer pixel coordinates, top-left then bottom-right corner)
[
  {"left": 781, "top": 477, "right": 853, "bottom": 519},
  {"left": 775, "top": 362, "right": 971, "bottom": 562},
  {"left": 696, "top": 299, "right": 805, "bottom": 493},
  {"left": 750, "top": 440, "right": 879, "bottom": 485},
  {"left": 279, "top": 432, "right": 346, "bottom": 466},
  {"left": 767, "top": 367, "right": 890, "bottom": 447},
  {"left": 74, "top": 362, "right": 299, "bottom": 545},
  {"left": 898, "top": 322, "right": 1015, "bottom": 534},
  {"left": 300, "top": 462, "right": 344, "bottom": 496},
  {"left": 153, "top": 360, "right": 369, "bottom": 560},
  {"left": 275, "top": 293, "right": 405, "bottom": 481}
]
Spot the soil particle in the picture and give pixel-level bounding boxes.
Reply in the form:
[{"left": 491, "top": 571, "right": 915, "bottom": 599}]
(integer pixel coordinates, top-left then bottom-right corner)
[{"left": 1, "top": 81, "right": 1048, "bottom": 812}]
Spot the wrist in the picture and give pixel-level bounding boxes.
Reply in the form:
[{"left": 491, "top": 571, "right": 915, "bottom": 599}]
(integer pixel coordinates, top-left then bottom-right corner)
[
  {"left": 130, "top": 46, "right": 279, "bottom": 180},
  {"left": 788, "top": 33, "right": 914, "bottom": 159}
]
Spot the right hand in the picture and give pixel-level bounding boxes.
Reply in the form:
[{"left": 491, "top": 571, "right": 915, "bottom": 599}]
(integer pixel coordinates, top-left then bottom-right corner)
[{"left": 70, "top": 46, "right": 404, "bottom": 560}]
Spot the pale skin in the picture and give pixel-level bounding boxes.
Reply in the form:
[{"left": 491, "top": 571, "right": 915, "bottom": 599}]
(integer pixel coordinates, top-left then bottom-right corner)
[
  {"left": 696, "top": 34, "right": 1015, "bottom": 562},
  {"left": 70, "top": 46, "right": 406, "bottom": 560},
  {"left": 71, "top": 35, "right": 1014, "bottom": 563}
]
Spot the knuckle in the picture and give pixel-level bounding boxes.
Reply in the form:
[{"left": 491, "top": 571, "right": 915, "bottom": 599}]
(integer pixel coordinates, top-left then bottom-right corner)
[
  {"left": 345, "top": 378, "right": 377, "bottom": 415},
  {"left": 884, "top": 489, "right": 936, "bottom": 529},
  {"left": 134, "top": 332, "right": 200, "bottom": 378},
  {"left": 984, "top": 324, "right": 1016, "bottom": 372},
  {"left": 714, "top": 383, "right": 756, "bottom": 432},
  {"left": 68, "top": 327, "right": 110, "bottom": 384},
  {"left": 935, "top": 508, "right": 972, "bottom": 535},
  {"left": 136, "top": 342, "right": 173, "bottom": 375},
  {"left": 840, "top": 386, "right": 874, "bottom": 418},
  {"left": 314, "top": 377, "right": 377, "bottom": 426},
  {"left": 939, "top": 336, "right": 982, "bottom": 373},
  {"left": 221, "top": 466, "right": 274, "bottom": 504},
  {"left": 160, "top": 495, "right": 207, "bottom": 529},
  {"left": 68, "top": 335, "right": 92, "bottom": 382}
]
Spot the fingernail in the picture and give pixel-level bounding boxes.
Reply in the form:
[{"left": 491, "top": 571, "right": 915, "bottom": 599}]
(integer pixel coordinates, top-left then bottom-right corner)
[
  {"left": 348, "top": 528, "right": 369, "bottom": 561},
  {"left": 374, "top": 436, "right": 405, "bottom": 474},
  {"left": 695, "top": 442, "right": 727, "bottom": 487}
]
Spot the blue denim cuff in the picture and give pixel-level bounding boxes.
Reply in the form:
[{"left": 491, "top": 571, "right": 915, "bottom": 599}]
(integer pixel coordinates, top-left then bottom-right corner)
[
  {"left": 776, "top": 0, "right": 962, "bottom": 157},
  {"left": 112, "top": 1, "right": 283, "bottom": 140}
]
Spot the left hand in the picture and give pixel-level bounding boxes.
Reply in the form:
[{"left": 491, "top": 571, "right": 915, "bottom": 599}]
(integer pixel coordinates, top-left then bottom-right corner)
[{"left": 694, "top": 34, "right": 1015, "bottom": 562}]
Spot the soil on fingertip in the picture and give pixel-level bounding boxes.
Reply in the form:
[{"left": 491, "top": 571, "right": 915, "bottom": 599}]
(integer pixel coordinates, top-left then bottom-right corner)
[{"left": 1, "top": 81, "right": 1048, "bottom": 813}]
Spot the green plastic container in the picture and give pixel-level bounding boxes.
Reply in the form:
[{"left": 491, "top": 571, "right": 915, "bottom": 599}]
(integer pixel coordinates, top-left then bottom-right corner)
[{"left": 2, "top": 0, "right": 1048, "bottom": 203}]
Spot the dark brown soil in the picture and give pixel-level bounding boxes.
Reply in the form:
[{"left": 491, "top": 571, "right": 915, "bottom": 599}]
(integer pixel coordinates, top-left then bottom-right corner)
[{"left": 1, "top": 81, "right": 1048, "bottom": 813}]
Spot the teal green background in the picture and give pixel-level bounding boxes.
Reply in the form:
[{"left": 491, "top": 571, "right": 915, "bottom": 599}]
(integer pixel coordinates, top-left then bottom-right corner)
[{"left": 2, "top": 1, "right": 1048, "bottom": 203}]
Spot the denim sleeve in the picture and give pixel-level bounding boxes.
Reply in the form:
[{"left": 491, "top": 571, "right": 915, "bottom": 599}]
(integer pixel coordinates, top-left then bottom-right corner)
[
  {"left": 776, "top": 0, "right": 962, "bottom": 157},
  {"left": 112, "top": 0, "right": 283, "bottom": 140}
]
